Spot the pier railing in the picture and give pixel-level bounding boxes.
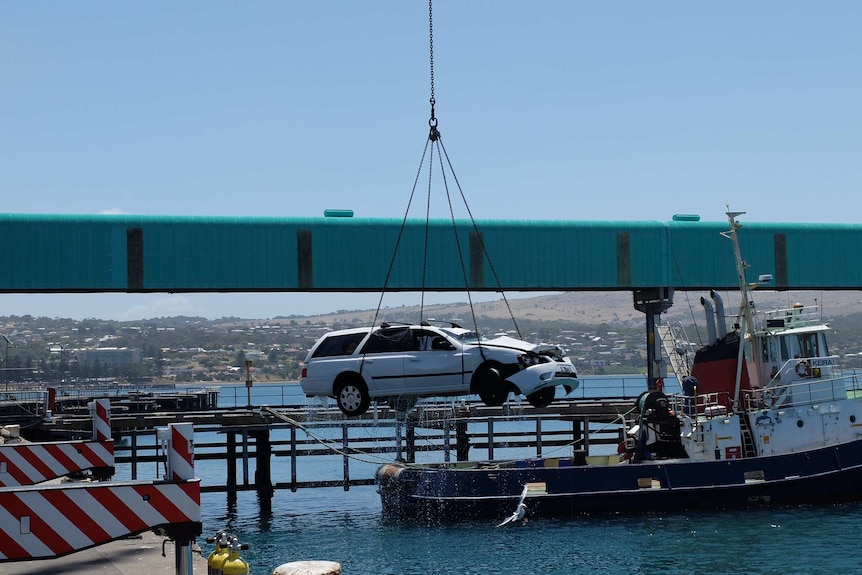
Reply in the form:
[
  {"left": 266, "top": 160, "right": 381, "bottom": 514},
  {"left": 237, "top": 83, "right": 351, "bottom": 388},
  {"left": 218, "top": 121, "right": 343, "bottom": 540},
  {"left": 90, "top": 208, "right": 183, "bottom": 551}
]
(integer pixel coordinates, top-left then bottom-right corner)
[
  {"left": 113, "top": 408, "right": 631, "bottom": 494},
  {"left": 25, "top": 370, "right": 862, "bottom": 495}
]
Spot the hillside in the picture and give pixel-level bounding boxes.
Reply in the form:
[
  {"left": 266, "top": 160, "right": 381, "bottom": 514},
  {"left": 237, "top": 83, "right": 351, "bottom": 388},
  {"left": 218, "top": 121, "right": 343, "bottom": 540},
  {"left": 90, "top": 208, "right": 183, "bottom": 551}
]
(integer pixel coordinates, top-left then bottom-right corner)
[
  {"left": 280, "top": 290, "right": 862, "bottom": 328},
  {"left": 3, "top": 289, "right": 862, "bottom": 385}
]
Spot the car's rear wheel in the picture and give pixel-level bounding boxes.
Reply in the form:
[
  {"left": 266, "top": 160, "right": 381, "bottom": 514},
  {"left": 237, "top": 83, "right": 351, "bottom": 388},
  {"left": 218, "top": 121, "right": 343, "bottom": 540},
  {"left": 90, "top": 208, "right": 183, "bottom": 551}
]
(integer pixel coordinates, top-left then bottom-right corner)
[
  {"left": 334, "top": 376, "right": 370, "bottom": 417},
  {"left": 473, "top": 363, "right": 508, "bottom": 406},
  {"left": 526, "top": 386, "right": 555, "bottom": 408}
]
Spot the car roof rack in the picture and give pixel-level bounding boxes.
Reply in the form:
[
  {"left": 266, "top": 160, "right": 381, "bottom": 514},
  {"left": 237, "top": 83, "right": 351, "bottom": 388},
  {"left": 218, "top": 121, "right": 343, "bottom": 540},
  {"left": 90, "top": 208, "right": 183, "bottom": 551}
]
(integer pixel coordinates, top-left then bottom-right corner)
[{"left": 421, "top": 319, "right": 463, "bottom": 329}]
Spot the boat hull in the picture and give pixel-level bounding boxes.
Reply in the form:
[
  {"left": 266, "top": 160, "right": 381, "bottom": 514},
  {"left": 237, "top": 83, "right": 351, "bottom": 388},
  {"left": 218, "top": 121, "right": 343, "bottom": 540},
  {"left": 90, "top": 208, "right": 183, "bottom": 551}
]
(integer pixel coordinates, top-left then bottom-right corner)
[{"left": 376, "top": 439, "right": 862, "bottom": 523}]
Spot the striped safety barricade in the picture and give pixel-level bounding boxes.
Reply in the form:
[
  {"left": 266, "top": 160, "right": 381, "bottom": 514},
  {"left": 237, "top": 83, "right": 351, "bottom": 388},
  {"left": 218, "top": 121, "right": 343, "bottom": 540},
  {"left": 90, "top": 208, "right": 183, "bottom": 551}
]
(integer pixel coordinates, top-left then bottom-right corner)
[
  {"left": 0, "top": 422, "right": 201, "bottom": 565},
  {"left": 0, "top": 439, "right": 114, "bottom": 487}
]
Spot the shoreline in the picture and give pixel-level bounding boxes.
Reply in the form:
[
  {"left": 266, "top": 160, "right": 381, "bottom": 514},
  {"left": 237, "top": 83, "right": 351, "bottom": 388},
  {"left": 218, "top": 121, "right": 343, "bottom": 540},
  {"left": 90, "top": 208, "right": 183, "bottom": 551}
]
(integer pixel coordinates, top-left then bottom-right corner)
[{"left": 173, "top": 379, "right": 300, "bottom": 388}]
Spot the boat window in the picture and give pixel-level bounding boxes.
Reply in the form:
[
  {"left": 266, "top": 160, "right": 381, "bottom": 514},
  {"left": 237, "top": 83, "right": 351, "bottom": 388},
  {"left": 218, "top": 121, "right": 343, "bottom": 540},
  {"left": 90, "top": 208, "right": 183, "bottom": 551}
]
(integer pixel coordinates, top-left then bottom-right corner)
[
  {"left": 818, "top": 333, "right": 830, "bottom": 357},
  {"left": 798, "top": 333, "right": 819, "bottom": 358},
  {"left": 778, "top": 336, "right": 790, "bottom": 362}
]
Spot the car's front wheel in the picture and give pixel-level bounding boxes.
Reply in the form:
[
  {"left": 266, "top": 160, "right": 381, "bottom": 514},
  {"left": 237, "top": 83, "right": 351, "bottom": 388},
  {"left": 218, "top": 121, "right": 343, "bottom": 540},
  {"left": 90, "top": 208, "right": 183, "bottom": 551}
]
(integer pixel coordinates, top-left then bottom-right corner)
[
  {"left": 526, "top": 386, "right": 555, "bottom": 408},
  {"left": 334, "top": 376, "right": 370, "bottom": 417},
  {"left": 473, "top": 363, "right": 508, "bottom": 406}
]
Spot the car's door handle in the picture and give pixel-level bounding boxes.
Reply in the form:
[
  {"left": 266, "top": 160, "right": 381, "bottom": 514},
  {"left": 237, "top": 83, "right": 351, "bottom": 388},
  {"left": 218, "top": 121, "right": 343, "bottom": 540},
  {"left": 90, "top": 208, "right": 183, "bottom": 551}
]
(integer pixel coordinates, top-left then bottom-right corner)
[{"left": 409, "top": 358, "right": 420, "bottom": 362}]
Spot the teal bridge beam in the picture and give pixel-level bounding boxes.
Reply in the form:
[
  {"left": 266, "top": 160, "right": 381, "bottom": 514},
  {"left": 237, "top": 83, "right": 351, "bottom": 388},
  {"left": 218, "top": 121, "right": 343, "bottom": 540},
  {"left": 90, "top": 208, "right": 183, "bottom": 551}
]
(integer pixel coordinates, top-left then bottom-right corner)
[{"left": 2, "top": 213, "right": 862, "bottom": 293}]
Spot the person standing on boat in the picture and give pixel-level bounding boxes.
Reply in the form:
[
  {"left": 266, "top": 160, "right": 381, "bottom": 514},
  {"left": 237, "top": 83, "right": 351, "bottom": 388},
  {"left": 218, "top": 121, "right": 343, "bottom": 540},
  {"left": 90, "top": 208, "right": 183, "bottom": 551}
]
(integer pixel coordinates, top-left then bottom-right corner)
[{"left": 682, "top": 376, "right": 698, "bottom": 415}]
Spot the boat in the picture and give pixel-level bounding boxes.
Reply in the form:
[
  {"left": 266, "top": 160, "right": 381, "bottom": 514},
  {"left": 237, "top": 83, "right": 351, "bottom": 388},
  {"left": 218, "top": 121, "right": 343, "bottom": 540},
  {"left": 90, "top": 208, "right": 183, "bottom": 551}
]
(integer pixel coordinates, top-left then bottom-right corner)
[{"left": 375, "top": 210, "right": 862, "bottom": 522}]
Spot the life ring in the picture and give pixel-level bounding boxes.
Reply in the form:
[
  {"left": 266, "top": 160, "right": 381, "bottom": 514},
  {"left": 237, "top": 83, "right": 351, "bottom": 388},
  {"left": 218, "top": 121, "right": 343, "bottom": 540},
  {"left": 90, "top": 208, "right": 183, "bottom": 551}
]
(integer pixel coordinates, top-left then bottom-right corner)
[{"left": 795, "top": 359, "right": 811, "bottom": 378}]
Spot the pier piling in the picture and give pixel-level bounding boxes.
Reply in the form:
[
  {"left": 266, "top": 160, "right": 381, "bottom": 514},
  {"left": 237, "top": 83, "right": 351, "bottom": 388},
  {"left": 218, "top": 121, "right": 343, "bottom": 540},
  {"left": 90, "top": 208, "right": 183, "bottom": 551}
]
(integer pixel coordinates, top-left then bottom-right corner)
[
  {"left": 251, "top": 428, "right": 274, "bottom": 498},
  {"left": 226, "top": 431, "right": 237, "bottom": 504},
  {"left": 406, "top": 417, "right": 416, "bottom": 463}
]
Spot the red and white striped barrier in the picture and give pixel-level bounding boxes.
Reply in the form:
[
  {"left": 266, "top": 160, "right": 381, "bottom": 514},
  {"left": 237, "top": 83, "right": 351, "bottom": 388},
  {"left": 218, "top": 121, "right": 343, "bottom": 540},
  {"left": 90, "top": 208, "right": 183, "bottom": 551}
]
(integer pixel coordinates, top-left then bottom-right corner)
[
  {"left": 168, "top": 423, "right": 194, "bottom": 481},
  {"left": 89, "top": 398, "right": 112, "bottom": 442},
  {"left": 0, "top": 478, "right": 201, "bottom": 561},
  {"left": 0, "top": 439, "right": 114, "bottom": 487},
  {"left": 0, "top": 422, "right": 201, "bottom": 563}
]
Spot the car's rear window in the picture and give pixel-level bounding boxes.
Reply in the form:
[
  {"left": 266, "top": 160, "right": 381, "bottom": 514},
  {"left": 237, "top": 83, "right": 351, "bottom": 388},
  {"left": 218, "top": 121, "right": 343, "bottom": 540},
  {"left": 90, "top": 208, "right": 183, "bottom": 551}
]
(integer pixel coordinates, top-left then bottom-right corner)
[{"left": 311, "top": 333, "right": 367, "bottom": 358}]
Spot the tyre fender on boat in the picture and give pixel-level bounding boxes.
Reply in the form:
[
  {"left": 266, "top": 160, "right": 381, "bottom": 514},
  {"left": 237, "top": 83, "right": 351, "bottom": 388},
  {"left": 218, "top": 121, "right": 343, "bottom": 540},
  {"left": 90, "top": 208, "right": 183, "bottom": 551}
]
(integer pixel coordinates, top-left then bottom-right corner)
[{"left": 376, "top": 463, "right": 406, "bottom": 487}]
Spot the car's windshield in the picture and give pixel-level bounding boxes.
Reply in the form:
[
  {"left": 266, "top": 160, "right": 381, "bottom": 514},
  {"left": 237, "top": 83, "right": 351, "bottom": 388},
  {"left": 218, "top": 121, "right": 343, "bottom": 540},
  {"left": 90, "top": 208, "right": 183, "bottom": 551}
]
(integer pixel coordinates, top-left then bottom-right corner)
[{"left": 442, "top": 329, "right": 488, "bottom": 343}]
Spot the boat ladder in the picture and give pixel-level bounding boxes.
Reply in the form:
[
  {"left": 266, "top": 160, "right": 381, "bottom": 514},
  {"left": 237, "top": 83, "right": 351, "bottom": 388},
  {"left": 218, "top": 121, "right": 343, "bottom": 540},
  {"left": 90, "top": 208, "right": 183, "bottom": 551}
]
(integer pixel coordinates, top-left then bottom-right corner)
[
  {"left": 658, "top": 322, "right": 694, "bottom": 383},
  {"left": 738, "top": 413, "right": 758, "bottom": 458}
]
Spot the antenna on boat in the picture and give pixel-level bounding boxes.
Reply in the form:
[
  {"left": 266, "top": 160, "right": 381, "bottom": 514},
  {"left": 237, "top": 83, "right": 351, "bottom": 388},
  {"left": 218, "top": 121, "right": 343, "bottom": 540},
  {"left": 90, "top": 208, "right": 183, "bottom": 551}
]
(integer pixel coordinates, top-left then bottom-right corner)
[
  {"left": 721, "top": 208, "right": 759, "bottom": 411},
  {"left": 721, "top": 210, "right": 756, "bottom": 335}
]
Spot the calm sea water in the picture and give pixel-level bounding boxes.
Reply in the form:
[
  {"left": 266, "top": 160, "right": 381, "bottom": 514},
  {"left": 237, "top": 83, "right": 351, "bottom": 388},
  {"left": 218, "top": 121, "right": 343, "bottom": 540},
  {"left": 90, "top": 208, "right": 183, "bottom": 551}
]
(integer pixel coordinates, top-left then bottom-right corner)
[{"left": 153, "top": 382, "right": 862, "bottom": 574}]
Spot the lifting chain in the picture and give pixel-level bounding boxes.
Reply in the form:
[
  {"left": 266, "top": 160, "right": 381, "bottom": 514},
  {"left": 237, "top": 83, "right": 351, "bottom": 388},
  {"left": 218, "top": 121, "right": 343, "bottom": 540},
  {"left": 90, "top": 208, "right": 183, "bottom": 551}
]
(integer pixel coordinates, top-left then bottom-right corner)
[
  {"left": 428, "top": 0, "right": 439, "bottom": 141},
  {"left": 372, "top": 0, "right": 523, "bottom": 343}
]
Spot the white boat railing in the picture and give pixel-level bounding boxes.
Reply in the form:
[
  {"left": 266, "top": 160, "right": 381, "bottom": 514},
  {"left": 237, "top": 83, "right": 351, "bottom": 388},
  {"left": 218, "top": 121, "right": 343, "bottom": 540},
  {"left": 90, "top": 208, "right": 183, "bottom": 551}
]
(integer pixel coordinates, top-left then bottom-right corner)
[
  {"left": 742, "top": 375, "right": 852, "bottom": 410},
  {"left": 668, "top": 391, "right": 732, "bottom": 418},
  {"left": 753, "top": 354, "right": 847, "bottom": 408},
  {"left": 760, "top": 304, "right": 821, "bottom": 330},
  {"left": 669, "top": 370, "right": 860, "bottom": 416}
]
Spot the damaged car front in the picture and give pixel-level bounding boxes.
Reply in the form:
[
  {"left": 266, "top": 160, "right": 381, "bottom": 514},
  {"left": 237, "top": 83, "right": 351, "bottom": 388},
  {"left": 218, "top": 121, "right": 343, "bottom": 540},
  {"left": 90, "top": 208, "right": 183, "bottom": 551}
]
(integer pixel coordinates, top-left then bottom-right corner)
[{"left": 455, "top": 331, "right": 579, "bottom": 408}]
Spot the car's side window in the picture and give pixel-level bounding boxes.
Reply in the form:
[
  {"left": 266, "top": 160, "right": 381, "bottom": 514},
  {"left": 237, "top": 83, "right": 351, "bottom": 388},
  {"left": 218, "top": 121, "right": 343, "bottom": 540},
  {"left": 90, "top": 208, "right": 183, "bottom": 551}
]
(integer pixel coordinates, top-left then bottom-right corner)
[
  {"left": 311, "top": 333, "right": 366, "bottom": 358},
  {"left": 411, "top": 329, "right": 437, "bottom": 351},
  {"left": 361, "top": 327, "right": 413, "bottom": 354},
  {"left": 410, "top": 329, "right": 455, "bottom": 351}
]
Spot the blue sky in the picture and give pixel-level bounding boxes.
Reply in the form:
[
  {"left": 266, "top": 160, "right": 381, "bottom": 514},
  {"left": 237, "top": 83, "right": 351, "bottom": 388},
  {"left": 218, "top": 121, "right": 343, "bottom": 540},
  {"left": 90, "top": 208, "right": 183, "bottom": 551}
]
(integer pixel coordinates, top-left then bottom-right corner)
[{"left": 2, "top": 2, "right": 861, "bottom": 320}]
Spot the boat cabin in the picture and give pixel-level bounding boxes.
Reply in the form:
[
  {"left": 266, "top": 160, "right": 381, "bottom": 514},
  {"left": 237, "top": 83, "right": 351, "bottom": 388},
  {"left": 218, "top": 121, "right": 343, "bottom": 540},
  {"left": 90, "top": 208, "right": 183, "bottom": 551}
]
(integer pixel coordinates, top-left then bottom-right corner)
[{"left": 748, "top": 304, "right": 845, "bottom": 409}]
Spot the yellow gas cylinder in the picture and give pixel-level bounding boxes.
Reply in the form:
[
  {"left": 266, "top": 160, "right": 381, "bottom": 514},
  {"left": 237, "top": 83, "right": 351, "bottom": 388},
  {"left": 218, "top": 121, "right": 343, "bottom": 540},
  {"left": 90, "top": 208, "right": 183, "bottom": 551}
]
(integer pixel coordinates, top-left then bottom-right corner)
[
  {"left": 221, "top": 537, "right": 250, "bottom": 575},
  {"left": 207, "top": 531, "right": 230, "bottom": 575}
]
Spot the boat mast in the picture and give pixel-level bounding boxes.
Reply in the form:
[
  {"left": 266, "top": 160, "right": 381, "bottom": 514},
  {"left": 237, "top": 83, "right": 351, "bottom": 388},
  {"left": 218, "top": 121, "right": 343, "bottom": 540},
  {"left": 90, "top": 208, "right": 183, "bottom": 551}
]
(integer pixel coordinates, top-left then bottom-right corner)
[{"left": 721, "top": 210, "right": 757, "bottom": 411}]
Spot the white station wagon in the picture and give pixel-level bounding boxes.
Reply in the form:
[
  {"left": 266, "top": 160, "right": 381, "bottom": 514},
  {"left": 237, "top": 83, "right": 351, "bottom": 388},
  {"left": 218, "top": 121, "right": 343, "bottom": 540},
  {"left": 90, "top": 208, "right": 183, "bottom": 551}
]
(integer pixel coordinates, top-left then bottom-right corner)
[{"left": 300, "top": 322, "right": 579, "bottom": 416}]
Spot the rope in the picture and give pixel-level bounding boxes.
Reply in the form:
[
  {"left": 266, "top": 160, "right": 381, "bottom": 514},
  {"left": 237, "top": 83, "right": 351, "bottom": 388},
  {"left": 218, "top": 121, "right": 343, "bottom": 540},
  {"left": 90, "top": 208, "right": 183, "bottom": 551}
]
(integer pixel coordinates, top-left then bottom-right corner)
[
  {"left": 261, "top": 407, "right": 395, "bottom": 466},
  {"left": 369, "top": 137, "right": 431, "bottom": 330},
  {"left": 434, "top": 138, "right": 480, "bottom": 339},
  {"left": 436, "top": 138, "right": 523, "bottom": 339},
  {"left": 261, "top": 405, "right": 639, "bottom": 470},
  {"left": 419, "top": 139, "right": 434, "bottom": 323}
]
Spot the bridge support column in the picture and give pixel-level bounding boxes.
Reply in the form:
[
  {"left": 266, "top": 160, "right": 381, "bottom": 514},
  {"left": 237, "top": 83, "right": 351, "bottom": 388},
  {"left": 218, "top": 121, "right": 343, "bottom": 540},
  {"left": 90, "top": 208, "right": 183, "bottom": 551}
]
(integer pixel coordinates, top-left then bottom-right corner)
[{"left": 634, "top": 287, "right": 674, "bottom": 391}]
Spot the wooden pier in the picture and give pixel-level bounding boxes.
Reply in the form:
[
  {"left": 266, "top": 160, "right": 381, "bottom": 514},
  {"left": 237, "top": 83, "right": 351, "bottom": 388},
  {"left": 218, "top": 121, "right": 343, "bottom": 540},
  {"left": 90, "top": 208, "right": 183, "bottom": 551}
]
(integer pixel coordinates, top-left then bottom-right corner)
[{"left": 39, "top": 397, "right": 638, "bottom": 497}]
